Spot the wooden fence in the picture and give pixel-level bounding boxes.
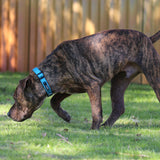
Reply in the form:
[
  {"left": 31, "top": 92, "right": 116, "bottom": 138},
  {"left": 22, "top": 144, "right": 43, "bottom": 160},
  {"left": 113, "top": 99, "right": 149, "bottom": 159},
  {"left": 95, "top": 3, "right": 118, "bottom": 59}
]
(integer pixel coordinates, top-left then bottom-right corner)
[{"left": 0, "top": 0, "right": 160, "bottom": 84}]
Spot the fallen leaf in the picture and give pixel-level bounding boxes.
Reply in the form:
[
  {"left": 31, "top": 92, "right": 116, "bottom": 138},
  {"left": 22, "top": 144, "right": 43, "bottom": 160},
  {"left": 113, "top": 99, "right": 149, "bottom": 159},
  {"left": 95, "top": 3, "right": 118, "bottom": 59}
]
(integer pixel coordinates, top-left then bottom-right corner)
[
  {"left": 136, "top": 133, "right": 141, "bottom": 137},
  {"left": 63, "top": 128, "right": 69, "bottom": 132},
  {"left": 27, "top": 154, "right": 31, "bottom": 159}
]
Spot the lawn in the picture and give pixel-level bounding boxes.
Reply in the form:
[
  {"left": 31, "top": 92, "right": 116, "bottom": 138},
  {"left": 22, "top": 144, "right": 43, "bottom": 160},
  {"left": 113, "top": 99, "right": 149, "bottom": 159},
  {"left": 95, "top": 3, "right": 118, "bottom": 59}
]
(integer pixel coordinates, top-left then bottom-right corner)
[{"left": 0, "top": 72, "right": 160, "bottom": 160}]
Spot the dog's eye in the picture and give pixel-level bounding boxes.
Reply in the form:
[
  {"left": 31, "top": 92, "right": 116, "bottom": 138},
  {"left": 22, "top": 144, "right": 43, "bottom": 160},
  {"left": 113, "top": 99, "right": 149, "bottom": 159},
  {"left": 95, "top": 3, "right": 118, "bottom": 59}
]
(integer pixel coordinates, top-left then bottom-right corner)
[
  {"left": 13, "top": 92, "right": 18, "bottom": 101},
  {"left": 17, "top": 104, "right": 22, "bottom": 110},
  {"left": 13, "top": 96, "right": 16, "bottom": 101},
  {"left": 18, "top": 106, "right": 22, "bottom": 110}
]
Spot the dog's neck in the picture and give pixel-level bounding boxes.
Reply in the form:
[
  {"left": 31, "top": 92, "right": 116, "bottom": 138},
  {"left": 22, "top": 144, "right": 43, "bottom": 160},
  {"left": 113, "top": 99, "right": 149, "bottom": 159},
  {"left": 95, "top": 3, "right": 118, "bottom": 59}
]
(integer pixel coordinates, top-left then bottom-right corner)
[
  {"left": 32, "top": 67, "right": 53, "bottom": 96},
  {"left": 29, "top": 72, "right": 48, "bottom": 99}
]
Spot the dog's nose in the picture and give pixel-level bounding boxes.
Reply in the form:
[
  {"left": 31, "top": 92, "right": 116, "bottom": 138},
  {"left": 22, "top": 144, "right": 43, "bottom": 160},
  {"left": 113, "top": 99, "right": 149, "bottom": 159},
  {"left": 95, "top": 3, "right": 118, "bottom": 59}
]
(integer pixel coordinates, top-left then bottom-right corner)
[{"left": 7, "top": 111, "right": 11, "bottom": 117}]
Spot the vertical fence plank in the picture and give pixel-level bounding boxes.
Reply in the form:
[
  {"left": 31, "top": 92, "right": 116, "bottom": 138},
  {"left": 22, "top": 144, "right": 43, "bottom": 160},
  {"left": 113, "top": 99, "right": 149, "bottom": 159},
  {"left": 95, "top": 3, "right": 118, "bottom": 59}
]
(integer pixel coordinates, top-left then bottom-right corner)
[
  {"left": 128, "top": 0, "right": 138, "bottom": 30},
  {"left": 54, "top": 0, "right": 63, "bottom": 47},
  {"left": 90, "top": 0, "right": 100, "bottom": 33},
  {"left": 82, "top": 0, "right": 91, "bottom": 36},
  {"left": 37, "top": 0, "right": 47, "bottom": 65},
  {"left": 0, "top": 0, "right": 9, "bottom": 72},
  {"left": 143, "top": 0, "right": 153, "bottom": 35},
  {"left": 63, "top": 0, "right": 72, "bottom": 41},
  {"left": 9, "top": 0, "right": 17, "bottom": 72},
  {"left": 119, "top": 0, "right": 129, "bottom": 28},
  {"left": 109, "top": 0, "right": 120, "bottom": 29},
  {"left": 0, "top": 0, "right": 1, "bottom": 70},
  {"left": 100, "top": 0, "right": 109, "bottom": 31},
  {"left": 17, "top": 0, "right": 29, "bottom": 72},
  {"left": 1, "top": 0, "right": 9, "bottom": 71},
  {"left": 128, "top": 0, "right": 143, "bottom": 30},
  {"left": 72, "top": 0, "right": 82, "bottom": 39},
  {"left": 29, "top": 0, "right": 38, "bottom": 71},
  {"left": 46, "top": 0, "right": 55, "bottom": 55}
]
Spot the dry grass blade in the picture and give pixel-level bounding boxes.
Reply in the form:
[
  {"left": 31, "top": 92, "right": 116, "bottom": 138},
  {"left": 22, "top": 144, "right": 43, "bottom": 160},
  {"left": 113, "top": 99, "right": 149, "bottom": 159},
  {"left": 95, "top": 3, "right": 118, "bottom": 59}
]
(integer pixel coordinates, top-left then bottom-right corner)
[{"left": 56, "top": 133, "right": 73, "bottom": 145}]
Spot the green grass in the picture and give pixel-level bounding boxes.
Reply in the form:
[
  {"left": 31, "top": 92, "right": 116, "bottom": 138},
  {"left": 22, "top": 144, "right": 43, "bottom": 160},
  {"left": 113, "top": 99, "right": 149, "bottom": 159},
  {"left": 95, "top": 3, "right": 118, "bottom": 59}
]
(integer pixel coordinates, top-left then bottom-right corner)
[{"left": 0, "top": 72, "right": 160, "bottom": 160}]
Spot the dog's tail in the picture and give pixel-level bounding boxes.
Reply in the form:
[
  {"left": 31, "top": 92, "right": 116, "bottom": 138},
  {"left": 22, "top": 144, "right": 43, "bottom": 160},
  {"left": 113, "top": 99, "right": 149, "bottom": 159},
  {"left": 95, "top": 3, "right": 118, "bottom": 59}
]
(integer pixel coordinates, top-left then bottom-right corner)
[{"left": 150, "top": 30, "right": 160, "bottom": 43}]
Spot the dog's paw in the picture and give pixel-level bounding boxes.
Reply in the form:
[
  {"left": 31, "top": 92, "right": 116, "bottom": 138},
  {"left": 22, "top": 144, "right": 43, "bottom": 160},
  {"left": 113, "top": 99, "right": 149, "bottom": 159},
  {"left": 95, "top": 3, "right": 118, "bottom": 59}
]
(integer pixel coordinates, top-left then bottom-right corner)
[
  {"left": 58, "top": 109, "right": 71, "bottom": 123},
  {"left": 63, "top": 112, "right": 71, "bottom": 123},
  {"left": 101, "top": 121, "right": 112, "bottom": 127}
]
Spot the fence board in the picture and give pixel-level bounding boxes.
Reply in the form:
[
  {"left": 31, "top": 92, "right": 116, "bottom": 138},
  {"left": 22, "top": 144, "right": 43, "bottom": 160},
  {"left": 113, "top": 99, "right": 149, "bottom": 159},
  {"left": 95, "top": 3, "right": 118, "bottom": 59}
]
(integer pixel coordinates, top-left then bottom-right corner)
[
  {"left": 17, "top": 0, "right": 29, "bottom": 72},
  {"left": 9, "top": 0, "right": 17, "bottom": 72},
  {"left": 54, "top": 0, "right": 63, "bottom": 47},
  {"left": 0, "top": 0, "right": 160, "bottom": 85},
  {"left": 109, "top": 0, "right": 120, "bottom": 29},
  {"left": 72, "top": 0, "right": 82, "bottom": 39},
  {"left": 46, "top": 0, "right": 55, "bottom": 55},
  {"left": 100, "top": 0, "right": 109, "bottom": 31},
  {"left": 82, "top": 0, "right": 91, "bottom": 36},
  {"left": 63, "top": 0, "right": 72, "bottom": 40},
  {"left": 29, "top": 0, "right": 38, "bottom": 71},
  {"left": 0, "top": 0, "right": 9, "bottom": 72},
  {"left": 119, "top": 0, "right": 129, "bottom": 28},
  {"left": 91, "top": 0, "right": 100, "bottom": 33},
  {"left": 37, "top": 0, "right": 47, "bottom": 65},
  {"left": 0, "top": 0, "right": 1, "bottom": 70}
]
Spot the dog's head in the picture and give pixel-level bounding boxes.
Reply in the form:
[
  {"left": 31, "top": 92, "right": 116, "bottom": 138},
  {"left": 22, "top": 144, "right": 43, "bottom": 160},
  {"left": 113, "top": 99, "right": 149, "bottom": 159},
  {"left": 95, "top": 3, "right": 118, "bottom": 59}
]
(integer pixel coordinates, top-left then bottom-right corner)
[{"left": 8, "top": 76, "right": 45, "bottom": 122}]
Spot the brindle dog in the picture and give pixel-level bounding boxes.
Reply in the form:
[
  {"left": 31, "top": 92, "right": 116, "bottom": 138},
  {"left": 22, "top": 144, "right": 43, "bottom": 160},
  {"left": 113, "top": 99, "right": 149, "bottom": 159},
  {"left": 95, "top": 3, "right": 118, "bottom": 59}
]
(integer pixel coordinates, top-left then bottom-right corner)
[{"left": 8, "top": 29, "right": 160, "bottom": 129}]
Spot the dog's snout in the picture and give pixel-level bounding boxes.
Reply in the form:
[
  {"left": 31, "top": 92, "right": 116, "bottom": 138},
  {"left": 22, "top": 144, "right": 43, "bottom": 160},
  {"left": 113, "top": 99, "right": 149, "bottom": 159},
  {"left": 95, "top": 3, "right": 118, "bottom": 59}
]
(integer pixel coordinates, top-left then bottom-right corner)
[{"left": 7, "top": 111, "right": 11, "bottom": 117}]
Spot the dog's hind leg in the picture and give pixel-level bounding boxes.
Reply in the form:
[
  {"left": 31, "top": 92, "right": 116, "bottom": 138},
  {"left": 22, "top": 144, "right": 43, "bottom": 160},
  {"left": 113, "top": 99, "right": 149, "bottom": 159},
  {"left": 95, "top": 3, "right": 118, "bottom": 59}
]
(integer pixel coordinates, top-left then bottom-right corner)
[
  {"left": 102, "top": 64, "right": 140, "bottom": 127},
  {"left": 140, "top": 46, "right": 160, "bottom": 102},
  {"left": 141, "top": 66, "right": 160, "bottom": 102},
  {"left": 142, "top": 69, "right": 160, "bottom": 102},
  {"left": 50, "top": 93, "right": 71, "bottom": 122}
]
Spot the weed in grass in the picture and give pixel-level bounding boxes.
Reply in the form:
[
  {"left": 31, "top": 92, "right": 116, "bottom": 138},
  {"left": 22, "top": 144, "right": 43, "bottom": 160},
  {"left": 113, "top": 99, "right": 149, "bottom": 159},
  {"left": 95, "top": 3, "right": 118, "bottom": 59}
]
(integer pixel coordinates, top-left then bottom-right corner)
[{"left": 0, "top": 72, "right": 160, "bottom": 160}]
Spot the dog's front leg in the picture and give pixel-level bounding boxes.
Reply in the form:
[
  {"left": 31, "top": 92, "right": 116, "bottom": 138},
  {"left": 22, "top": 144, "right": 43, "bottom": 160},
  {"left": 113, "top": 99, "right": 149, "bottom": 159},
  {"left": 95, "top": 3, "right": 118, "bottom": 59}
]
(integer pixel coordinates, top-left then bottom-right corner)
[
  {"left": 87, "top": 83, "right": 102, "bottom": 130},
  {"left": 50, "top": 93, "right": 71, "bottom": 122}
]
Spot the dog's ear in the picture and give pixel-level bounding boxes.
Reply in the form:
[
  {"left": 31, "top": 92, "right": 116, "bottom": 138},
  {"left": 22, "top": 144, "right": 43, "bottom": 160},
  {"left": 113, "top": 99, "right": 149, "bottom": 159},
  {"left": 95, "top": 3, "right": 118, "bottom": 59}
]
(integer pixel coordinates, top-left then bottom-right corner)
[
  {"left": 19, "top": 77, "right": 35, "bottom": 101},
  {"left": 19, "top": 77, "right": 33, "bottom": 91}
]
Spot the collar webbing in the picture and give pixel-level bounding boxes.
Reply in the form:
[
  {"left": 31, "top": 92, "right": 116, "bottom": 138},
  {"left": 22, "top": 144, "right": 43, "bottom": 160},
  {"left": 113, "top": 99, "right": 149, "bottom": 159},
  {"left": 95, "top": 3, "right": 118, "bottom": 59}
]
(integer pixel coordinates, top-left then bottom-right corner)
[{"left": 32, "top": 67, "right": 53, "bottom": 97}]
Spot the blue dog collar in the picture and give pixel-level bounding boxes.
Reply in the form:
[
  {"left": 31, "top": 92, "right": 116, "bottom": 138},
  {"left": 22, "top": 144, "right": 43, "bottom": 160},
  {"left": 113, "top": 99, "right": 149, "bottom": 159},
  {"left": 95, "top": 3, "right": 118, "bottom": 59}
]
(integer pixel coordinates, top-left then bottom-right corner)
[{"left": 32, "top": 67, "right": 53, "bottom": 96}]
